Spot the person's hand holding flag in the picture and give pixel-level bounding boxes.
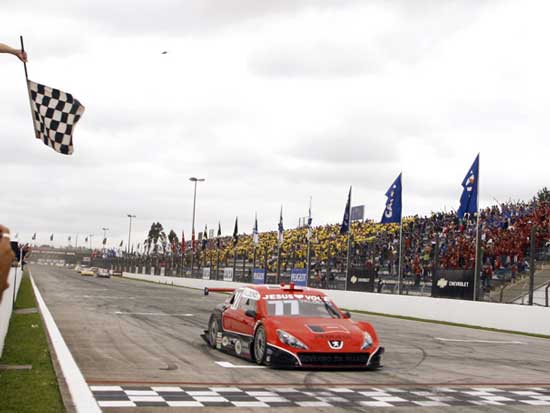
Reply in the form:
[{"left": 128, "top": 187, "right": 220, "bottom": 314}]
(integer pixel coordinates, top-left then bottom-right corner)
[{"left": 0, "top": 42, "right": 27, "bottom": 62}]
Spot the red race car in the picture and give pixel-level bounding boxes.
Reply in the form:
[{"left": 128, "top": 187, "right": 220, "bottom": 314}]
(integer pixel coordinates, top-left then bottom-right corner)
[{"left": 202, "top": 283, "right": 383, "bottom": 369}]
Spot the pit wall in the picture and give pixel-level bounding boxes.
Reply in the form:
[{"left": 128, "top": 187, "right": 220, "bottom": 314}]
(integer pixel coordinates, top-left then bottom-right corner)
[
  {"left": 0, "top": 268, "right": 23, "bottom": 356},
  {"left": 122, "top": 272, "right": 549, "bottom": 337}
]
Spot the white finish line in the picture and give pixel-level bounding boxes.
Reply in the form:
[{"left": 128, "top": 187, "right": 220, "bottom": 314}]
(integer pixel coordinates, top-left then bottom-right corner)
[
  {"left": 31, "top": 272, "right": 102, "bottom": 413},
  {"left": 434, "top": 337, "right": 526, "bottom": 345},
  {"left": 215, "top": 361, "right": 266, "bottom": 369}
]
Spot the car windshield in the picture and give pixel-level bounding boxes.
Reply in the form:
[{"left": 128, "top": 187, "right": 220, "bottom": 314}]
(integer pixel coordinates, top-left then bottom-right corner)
[{"left": 265, "top": 299, "right": 340, "bottom": 318}]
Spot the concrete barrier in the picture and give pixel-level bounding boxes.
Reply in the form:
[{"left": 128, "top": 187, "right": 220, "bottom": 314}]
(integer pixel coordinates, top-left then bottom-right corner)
[
  {"left": 0, "top": 268, "right": 23, "bottom": 356},
  {"left": 123, "top": 272, "right": 550, "bottom": 336}
]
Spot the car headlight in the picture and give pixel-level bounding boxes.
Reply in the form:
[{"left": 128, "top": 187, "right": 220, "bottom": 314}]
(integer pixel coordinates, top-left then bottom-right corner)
[
  {"left": 276, "top": 329, "right": 308, "bottom": 350},
  {"left": 361, "top": 332, "right": 373, "bottom": 350}
]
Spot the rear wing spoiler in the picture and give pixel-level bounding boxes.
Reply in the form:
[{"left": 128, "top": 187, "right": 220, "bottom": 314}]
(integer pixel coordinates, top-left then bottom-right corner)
[{"left": 203, "top": 287, "right": 235, "bottom": 296}]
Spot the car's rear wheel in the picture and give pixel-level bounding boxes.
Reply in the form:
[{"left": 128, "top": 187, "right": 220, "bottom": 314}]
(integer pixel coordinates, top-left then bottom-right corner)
[
  {"left": 253, "top": 325, "right": 267, "bottom": 365},
  {"left": 208, "top": 316, "right": 221, "bottom": 348}
]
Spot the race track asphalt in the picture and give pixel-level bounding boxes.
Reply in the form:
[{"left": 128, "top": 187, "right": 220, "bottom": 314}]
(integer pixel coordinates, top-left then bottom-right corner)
[{"left": 30, "top": 265, "right": 550, "bottom": 413}]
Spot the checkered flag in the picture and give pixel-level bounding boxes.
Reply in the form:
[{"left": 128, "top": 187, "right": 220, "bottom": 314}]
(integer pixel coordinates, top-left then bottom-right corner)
[{"left": 27, "top": 80, "right": 85, "bottom": 155}]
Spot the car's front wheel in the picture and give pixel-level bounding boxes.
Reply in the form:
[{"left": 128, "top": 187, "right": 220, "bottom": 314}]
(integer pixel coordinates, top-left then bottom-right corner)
[
  {"left": 253, "top": 325, "right": 267, "bottom": 365},
  {"left": 208, "top": 316, "right": 221, "bottom": 349}
]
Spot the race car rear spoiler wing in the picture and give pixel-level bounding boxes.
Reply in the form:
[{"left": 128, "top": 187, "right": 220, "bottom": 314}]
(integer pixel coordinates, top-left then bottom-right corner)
[{"left": 203, "top": 287, "right": 235, "bottom": 296}]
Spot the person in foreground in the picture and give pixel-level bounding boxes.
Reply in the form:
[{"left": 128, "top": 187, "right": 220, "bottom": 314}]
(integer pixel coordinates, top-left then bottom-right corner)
[{"left": 0, "top": 225, "right": 16, "bottom": 303}]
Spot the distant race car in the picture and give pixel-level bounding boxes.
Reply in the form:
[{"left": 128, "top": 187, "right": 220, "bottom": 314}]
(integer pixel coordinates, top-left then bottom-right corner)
[
  {"left": 202, "top": 283, "right": 383, "bottom": 369},
  {"left": 80, "top": 267, "right": 97, "bottom": 276},
  {"left": 96, "top": 268, "right": 111, "bottom": 278}
]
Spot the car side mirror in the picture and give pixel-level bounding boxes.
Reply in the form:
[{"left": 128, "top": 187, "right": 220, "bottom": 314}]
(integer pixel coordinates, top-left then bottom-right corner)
[
  {"left": 245, "top": 309, "right": 257, "bottom": 318},
  {"left": 343, "top": 311, "right": 351, "bottom": 319}
]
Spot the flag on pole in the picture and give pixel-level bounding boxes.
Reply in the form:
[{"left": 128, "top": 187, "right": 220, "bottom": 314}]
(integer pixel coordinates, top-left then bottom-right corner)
[
  {"left": 192, "top": 228, "right": 196, "bottom": 251},
  {"left": 253, "top": 213, "right": 259, "bottom": 246},
  {"left": 50, "top": 233, "right": 54, "bottom": 241},
  {"left": 27, "top": 81, "right": 85, "bottom": 155},
  {"left": 457, "top": 154, "right": 480, "bottom": 219},
  {"left": 216, "top": 222, "right": 222, "bottom": 248},
  {"left": 119, "top": 240, "right": 123, "bottom": 248},
  {"left": 232, "top": 217, "right": 239, "bottom": 246},
  {"left": 85, "top": 236, "right": 88, "bottom": 243},
  {"left": 102, "top": 237, "right": 107, "bottom": 246},
  {"left": 202, "top": 225, "right": 208, "bottom": 250},
  {"left": 32, "top": 233, "right": 36, "bottom": 240},
  {"left": 307, "top": 198, "right": 313, "bottom": 240},
  {"left": 278, "top": 206, "right": 284, "bottom": 244},
  {"left": 340, "top": 187, "right": 352, "bottom": 235},
  {"left": 381, "top": 173, "right": 402, "bottom": 224},
  {"left": 68, "top": 235, "right": 71, "bottom": 242}
]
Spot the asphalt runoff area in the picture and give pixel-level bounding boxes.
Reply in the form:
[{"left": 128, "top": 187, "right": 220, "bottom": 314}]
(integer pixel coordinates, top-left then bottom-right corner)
[{"left": 31, "top": 264, "right": 550, "bottom": 412}]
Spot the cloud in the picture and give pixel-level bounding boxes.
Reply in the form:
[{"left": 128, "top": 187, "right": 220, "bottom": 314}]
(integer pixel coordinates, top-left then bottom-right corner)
[{"left": 248, "top": 1, "right": 491, "bottom": 78}]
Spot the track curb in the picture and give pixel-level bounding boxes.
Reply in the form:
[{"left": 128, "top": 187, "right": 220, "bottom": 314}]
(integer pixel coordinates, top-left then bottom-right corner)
[{"left": 30, "top": 272, "right": 102, "bottom": 413}]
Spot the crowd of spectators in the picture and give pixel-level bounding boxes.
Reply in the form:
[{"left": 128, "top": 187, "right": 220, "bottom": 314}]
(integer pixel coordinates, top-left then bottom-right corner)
[{"left": 191, "top": 199, "right": 550, "bottom": 290}]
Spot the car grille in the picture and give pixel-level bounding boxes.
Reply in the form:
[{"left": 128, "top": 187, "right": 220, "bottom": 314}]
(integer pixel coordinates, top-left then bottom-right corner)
[{"left": 298, "top": 352, "right": 369, "bottom": 366}]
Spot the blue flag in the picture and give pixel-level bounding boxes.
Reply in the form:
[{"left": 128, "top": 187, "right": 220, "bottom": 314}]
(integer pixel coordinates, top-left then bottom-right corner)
[
  {"left": 278, "top": 206, "right": 284, "bottom": 244},
  {"left": 381, "top": 173, "right": 402, "bottom": 224},
  {"left": 340, "top": 187, "right": 352, "bottom": 234},
  {"left": 253, "top": 213, "right": 259, "bottom": 246},
  {"left": 457, "top": 154, "right": 480, "bottom": 218},
  {"left": 232, "top": 217, "right": 239, "bottom": 246}
]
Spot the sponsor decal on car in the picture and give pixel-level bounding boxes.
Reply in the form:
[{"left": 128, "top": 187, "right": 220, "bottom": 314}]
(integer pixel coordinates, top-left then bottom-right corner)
[{"left": 261, "top": 293, "right": 326, "bottom": 301}]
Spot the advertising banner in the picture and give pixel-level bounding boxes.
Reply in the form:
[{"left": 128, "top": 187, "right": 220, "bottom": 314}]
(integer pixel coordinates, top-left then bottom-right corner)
[
  {"left": 290, "top": 268, "right": 308, "bottom": 287},
  {"left": 346, "top": 266, "right": 375, "bottom": 292},
  {"left": 160, "top": 267, "right": 165, "bottom": 276},
  {"left": 202, "top": 267, "right": 211, "bottom": 280},
  {"left": 432, "top": 270, "right": 474, "bottom": 300},
  {"left": 150, "top": 267, "right": 155, "bottom": 276},
  {"left": 223, "top": 267, "right": 234, "bottom": 282},
  {"left": 350, "top": 205, "right": 365, "bottom": 222},
  {"left": 142, "top": 266, "right": 146, "bottom": 274},
  {"left": 252, "top": 269, "right": 265, "bottom": 285}
]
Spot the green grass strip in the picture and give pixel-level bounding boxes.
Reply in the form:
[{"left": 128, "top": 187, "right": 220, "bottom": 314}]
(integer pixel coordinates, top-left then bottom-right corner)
[
  {"left": 0, "top": 272, "right": 65, "bottom": 413},
  {"left": 14, "top": 272, "right": 36, "bottom": 310},
  {"left": 343, "top": 308, "right": 550, "bottom": 340}
]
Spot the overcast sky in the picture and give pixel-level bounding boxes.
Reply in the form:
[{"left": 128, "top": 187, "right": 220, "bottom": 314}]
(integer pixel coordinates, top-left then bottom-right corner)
[{"left": 1, "top": 0, "right": 548, "bottom": 248}]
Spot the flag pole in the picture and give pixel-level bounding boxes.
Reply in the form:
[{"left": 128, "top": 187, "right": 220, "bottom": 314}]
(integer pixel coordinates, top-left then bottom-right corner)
[
  {"left": 19, "top": 36, "right": 28, "bottom": 80},
  {"left": 276, "top": 206, "right": 282, "bottom": 284},
  {"left": 306, "top": 197, "right": 312, "bottom": 286},
  {"left": 252, "top": 213, "right": 257, "bottom": 274},
  {"left": 397, "top": 221, "right": 403, "bottom": 295},
  {"left": 344, "top": 188, "right": 352, "bottom": 291},
  {"left": 20, "top": 35, "right": 36, "bottom": 142},
  {"left": 473, "top": 153, "right": 481, "bottom": 301},
  {"left": 276, "top": 242, "right": 281, "bottom": 284},
  {"left": 397, "top": 172, "right": 404, "bottom": 295}
]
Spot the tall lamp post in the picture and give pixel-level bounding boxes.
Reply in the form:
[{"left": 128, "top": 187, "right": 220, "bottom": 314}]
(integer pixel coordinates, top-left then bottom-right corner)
[
  {"left": 189, "top": 177, "right": 205, "bottom": 274},
  {"left": 127, "top": 214, "right": 136, "bottom": 254}
]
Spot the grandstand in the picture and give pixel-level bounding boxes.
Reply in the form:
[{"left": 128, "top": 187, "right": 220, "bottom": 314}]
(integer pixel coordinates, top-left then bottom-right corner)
[{"left": 103, "top": 199, "right": 550, "bottom": 302}]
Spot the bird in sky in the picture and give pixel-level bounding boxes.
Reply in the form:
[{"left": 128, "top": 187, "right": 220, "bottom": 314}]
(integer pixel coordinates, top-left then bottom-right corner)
[{"left": 161, "top": 51, "right": 168, "bottom": 54}]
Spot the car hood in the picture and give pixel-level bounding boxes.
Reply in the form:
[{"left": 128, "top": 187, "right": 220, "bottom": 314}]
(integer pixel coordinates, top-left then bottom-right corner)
[{"left": 266, "top": 316, "right": 366, "bottom": 349}]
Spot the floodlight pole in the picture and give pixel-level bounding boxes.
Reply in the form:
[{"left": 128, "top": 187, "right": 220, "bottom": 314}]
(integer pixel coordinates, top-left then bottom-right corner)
[
  {"left": 189, "top": 177, "right": 205, "bottom": 274},
  {"left": 127, "top": 214, "right": 136, "bottom": 254}
]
